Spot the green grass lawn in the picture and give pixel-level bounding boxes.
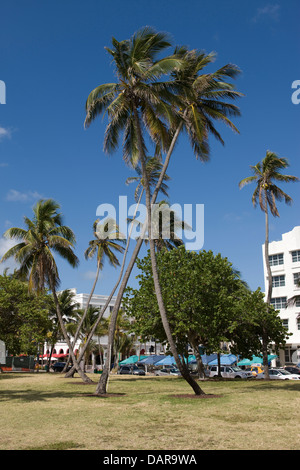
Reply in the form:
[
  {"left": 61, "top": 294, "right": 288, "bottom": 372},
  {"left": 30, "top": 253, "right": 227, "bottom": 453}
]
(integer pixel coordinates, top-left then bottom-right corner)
[{"left": 0, "top": 372, "right": 299, "bottom": 450}]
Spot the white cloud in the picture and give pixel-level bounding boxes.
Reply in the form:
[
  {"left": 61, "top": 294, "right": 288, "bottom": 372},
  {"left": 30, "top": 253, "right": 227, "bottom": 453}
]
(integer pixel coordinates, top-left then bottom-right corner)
[
  {"left": 6, "top": 189, "right": 43, "bottom": 203},
  {"left": 252, "top": 4, "right": 280, "bottom": 23},
  {"left": 0, "top": 126, "right": 11, "bottom": 141},
  {"left": 82, "top": 270, "right": 99, "bottom": 280},
  {"left": 0, "top": 237, "right": 19, "bottom": 274}
]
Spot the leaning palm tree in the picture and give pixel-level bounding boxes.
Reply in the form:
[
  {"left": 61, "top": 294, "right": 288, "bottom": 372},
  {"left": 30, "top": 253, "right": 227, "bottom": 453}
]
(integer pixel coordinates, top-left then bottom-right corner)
[
  {"left": 85, "top": 27, "right": 205, "bottom": 395},
  {"left": 125, "top": 156, "right": 170, "bottom": 203},
  {"left": 239, "top": 151, "right": 299, "bottom": 378},
  {"left": 85, "top": 28, "right": 242, "bottom": 396},
  {"left": 65, "top": 218, "right": 125, "bottom": 377},
  {"left": 65, "top": 156, "right": 171, "bottom": 378},
  {"left": 0, "top": 199, "right": 91, "bottom": 383}
]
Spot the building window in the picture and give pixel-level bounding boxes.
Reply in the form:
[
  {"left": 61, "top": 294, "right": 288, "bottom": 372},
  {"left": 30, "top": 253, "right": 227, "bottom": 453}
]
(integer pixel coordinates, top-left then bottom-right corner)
[
  {"left": 282, "top": 319, "right": 289, "bottom": 329},
  {"left": 292, "top": 250, "right": 300, "bottom": 263},
  {"left": 296, "top": 299, "right": 300, "bottom": 307},
  {"left": 272, "top": 275, "right": 285, "bottom": 287},
  {"left": 293, "top": 272, "right": 300, "bottom": 286},
  {"left": 269, "top": 253, "right": 284, "bottom": 266},
  {"left": 271, "top": 297, "right": 287, "bottom": 309},
  {"left": 297, "top": 318, "right": 300, "bottom": 331}
]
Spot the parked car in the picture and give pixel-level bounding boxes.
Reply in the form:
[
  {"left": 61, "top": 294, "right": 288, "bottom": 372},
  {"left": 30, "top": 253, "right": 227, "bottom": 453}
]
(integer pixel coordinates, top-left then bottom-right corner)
[
  {"left": 52, "top": 362, "right": 71, "bottom": 372},
  {"left": 283, "top": 366, "right": 300, "bottom": 375},
  {"left": 118, "top": 365, "right": 145, "bottom": 376},
  {"left": 256, "top": 368, "right": 300, "bottom": 380},
  {"left": 155, "top": 368, "right": 180, "bottom": 376},
  {"left": 208, "top": 365, "right": 253, "bottom": 379}
]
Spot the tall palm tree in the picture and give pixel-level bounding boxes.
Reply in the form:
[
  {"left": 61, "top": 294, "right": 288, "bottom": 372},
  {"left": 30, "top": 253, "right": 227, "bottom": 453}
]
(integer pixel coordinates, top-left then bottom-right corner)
[
  {"left": 0, "top": 199, "right": 91, "bottom": 383},
  {"left": 125, "top": 156, "right": 170, "bottom": 203},
  {"left": 67, "top": 305, "right": 105, "bottom": 371},
  {"left": 46, "top": 289, "right": 80, "bottom": 370},
  {"left": 85, "top": 28, "right": 242, "bottom": 395},
  {"left": 65, "top": 218, "right": 124, "bottom": 377},
  {"left": 65, "top": 156, "right": 171, "bottom": 378},
  {"left": 239, "top": 151, "right": 299, "bottom": 378}
]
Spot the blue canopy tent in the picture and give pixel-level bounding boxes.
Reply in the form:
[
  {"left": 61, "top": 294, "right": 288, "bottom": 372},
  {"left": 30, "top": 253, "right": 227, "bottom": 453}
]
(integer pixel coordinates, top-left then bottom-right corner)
[
  {"left": 237, "top": 355, "right": 277, "bottom": 366},
  {"left": 138, "top": 355, "right": 166, "bottom": 365},
  {"left": 119, "top": 355, "right": 147, "bottom": 365},
  {"left": 155, "top": 356, "right": 177, "bottom": 366},
  {"left": 206, "top": 354, "right": 237, "bottom": 366}
]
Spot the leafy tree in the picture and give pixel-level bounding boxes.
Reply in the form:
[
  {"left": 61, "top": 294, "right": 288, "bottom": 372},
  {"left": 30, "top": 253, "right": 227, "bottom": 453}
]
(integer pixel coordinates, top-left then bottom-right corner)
[
  {"left": 239, "top": 152, "right": 299, "bottom": 377},
  {"left": 0, "top": 273, "right": 51, "bottom": 355},
  {"left": 124, "top": 247, "right": 289, "bottom": 377},
  {"left": 0, "top": 199, "right": 92, "bottom": 383}
]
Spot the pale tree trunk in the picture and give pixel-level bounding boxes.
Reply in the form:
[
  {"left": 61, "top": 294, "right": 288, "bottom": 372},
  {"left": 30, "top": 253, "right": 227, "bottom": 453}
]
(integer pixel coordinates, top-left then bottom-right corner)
[
  {"left": 96, "top": 120, "right": 185, "bottom": 395},
  {"left": 66, "top": 190, "right": 144, "bottom": 379},
  {"left": 263, "top": 199, "right": 272, "bottom": 380},
  {"left": 133, "top": 105, "right": 204, "bottom": 395},
  {"left": 48, "top": 275, "right": 92, "bottom": 383},
  {"left": 64, "top": 259, "right": 101, "bottom": 377}
]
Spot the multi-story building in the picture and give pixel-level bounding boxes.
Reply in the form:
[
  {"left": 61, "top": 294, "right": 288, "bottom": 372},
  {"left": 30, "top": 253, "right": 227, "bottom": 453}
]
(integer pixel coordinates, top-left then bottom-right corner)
[
  {"left": 262, "top": 226, "right": 300, "bottom": 365},
  {"left": 43, "top": 288, "right": 163, "bottom": 367}
]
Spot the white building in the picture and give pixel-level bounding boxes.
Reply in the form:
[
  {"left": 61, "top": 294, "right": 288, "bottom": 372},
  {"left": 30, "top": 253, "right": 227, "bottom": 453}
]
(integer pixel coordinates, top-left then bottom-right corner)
[
  {"left": 43, "top": 288, "right": 163, "bottom": 366},
  {"left": 262, "top": 226, "right": 300, "bottom": 365}
]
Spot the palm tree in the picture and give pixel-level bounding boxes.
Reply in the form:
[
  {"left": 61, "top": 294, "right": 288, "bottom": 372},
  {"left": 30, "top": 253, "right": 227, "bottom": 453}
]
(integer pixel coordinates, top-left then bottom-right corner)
[
  {"left": 46, "top": 289, "right": 80, "bottom": 370},
  {"left": 0, "top": 199, "right": 91, "bottom": 383},
  {"left": 85, "top": 28, "right": 242, "bottom": 395},
  {"left": 67, "top": 305, "right": 105, "bottom": 371},
  {"left": 65, "top": 218, "right": 124, "bottom": 377},
  {"left": 65, "top": 156, "right": 171, "bottom": 378},
  {"left": 125, "top": 156, "right": 170, "bottom": 203},
  {"left": 239, "top": 151, "right": 299, "bottom": 378}
]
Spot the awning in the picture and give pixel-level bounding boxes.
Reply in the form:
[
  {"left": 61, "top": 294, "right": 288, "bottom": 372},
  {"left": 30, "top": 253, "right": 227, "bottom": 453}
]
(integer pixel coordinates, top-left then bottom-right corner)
[
  {"left": 206, "top": 354, "right": 237, "bottom": 366},
  {"left": 138, "top": 355, "right": 166, "bottom": 365},
  {"left": 155, "top": 356, "right": 177, "bottom": 366},
  {"left": 237, "top": 355, "right": 277, "bottom": 366},
  {"left": 119, "top": 355, "right": 147, "bottom": 365}
]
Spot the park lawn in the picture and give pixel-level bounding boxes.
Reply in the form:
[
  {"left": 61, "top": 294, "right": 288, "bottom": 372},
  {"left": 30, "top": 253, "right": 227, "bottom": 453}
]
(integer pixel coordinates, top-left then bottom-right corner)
[{"left": 0, "top": 372, "right": 299, "bottom": 450}]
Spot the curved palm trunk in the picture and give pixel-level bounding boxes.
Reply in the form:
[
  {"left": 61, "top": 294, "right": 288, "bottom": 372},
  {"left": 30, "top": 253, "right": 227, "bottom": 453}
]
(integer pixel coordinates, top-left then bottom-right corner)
[
  {"left": 133, "top": 105, "right": 203, "bottom": 395},
  {"left": 263, "top": 200, "right": 271, "bottom": 380},
  {"left": 48, "top": 274, "right": 93, "bottom": 383},
  {"left": 95, "top": 120, "right": 187, "bottom": 395},
  {"left": 66, "top": 191, "right": 144, "bottom": 379},
  {"left": 64, "top": 258, "right": 102, "bottom": 377}
]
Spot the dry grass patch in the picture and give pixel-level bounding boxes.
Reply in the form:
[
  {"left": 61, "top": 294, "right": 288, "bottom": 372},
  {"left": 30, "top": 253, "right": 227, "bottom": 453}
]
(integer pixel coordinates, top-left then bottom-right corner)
[{"left": 0, "top": 373, "right": 299, "bottom": 450}]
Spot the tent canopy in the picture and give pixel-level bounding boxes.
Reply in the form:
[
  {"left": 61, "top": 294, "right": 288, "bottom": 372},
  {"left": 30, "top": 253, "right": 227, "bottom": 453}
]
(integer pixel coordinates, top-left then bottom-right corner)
[
  {"left": 119, "top": 355, "right": 147, "bottom": 365},
  {"left": 204, "top": 354, "right": 237, "bottom": 366},
  {"left": 155, "top": 356, "right": 177, "bottom": 366},
  {"left": 237, "top": 355, "right": 277, "bottom": 366},
  {"left": 138, "top": 355, "right": 166, "bottom": 365}
]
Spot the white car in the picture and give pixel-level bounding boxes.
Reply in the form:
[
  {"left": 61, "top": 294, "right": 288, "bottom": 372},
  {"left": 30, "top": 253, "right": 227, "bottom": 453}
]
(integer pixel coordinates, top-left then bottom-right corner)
[
  {"left": 208, "top": 365, "right": 253, "bottom": 379},
  {"left": 256, "top": 368, "right": 300, "bottom": 380},
  {"left": 155, "top": 368, "right": 181, "bottom": 376}
]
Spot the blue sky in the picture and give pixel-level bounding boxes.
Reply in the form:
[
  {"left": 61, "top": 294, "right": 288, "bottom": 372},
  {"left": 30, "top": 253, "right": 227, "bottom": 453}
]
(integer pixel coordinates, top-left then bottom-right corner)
[{"left": 0, "top": 0, "right": 299, "bottom": 296}]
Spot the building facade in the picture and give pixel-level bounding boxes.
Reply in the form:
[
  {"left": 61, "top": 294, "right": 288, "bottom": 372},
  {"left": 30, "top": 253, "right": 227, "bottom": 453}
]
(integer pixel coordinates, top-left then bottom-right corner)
[
  {"left": 43, "top": 288, "right": 164, "bottom": 366},
  {"left": 262, "top": 226, "right": 300, "bottom": 365}
]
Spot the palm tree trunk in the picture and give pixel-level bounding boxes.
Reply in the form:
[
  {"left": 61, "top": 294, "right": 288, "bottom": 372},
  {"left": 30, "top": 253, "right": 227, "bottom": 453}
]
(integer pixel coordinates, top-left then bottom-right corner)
[
  {"left": 263, "top": 200, "right": 271, "bottom": 380},
  {"left": 66, "top": 190, "right": 144, "bottom": 379},
  {"left": 95, "top": 120, "right": 185, "bottom": 395},
  {"left": 48, "top": 274, "right": 93, "bottom": 383},
  {"left": 133, "top": 104, "right": 204, "bottom": 395},
  {"left": 64, "top": 259, "right": 102, "bottom": 377}
]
